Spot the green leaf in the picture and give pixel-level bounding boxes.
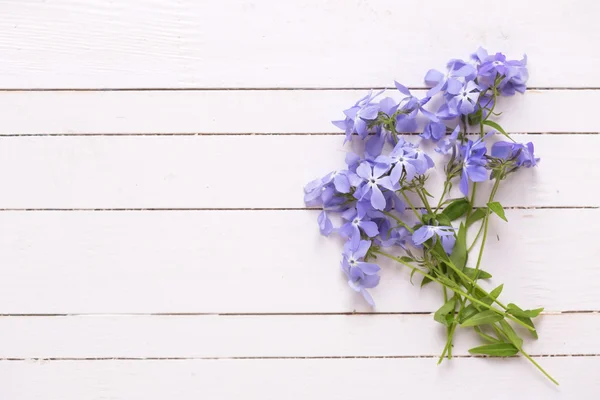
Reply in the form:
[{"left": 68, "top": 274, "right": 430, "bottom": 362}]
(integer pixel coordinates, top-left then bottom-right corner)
[
  {"left": 482, "top": 120, "right": 514, "bottom": 142},
  {"left": 476, "top": 284, "right": 504, "bottom": 306},
  {"left": 434, "top": 298, "right": 456, "bottom": 327},
  {"left": 442, "top": 198, "right": 470, "bottom": 221},
  {"left": 461, "top": 310, "right": 504, "bottom": 327},
  {"left": 468, "top": 109, "right": 483, "bottom": 126},
  {"left": 459, "top": 304, "right": 479, "bottom": 324},
  {"left": 464, "top": 267, "right": 492, "bottom": 280},
  {"left": 436, "top": 274, "right": 460, "bottom": 289},
  {"left": 473, "top": 326, "right": 503, "bottom": 343},
  {"left": 505, "top": 305, "right": 538, "bottom": 337},
  {"left": 487, "top": 201, "right": 507, "bottom": 222},
  {"left": 517, "top": 316, "right": 538, "bottom": 339},
  {"left": 431, "top": 240, "right": 451, "bottom": 263},
  {"left": 450, "top": 223, "right": 467, "bottom": 271},
  {"left": 435, "top": 213, "right": 452, "bottom": 227},
  {"left": 400, "top": 256, "right": 414, "bottom": 263},
  {"left": 422, "top": 187, "right": 434, "bottom": 198},
  {"left": 466, "top": 208, "right": 486, "bottom": 228},
  {"left": 499, "top": 320, "right": 523, "bottom": 348},
  {"left": 420, "top": 275, "right": 432, "bottom": 287},
  {"left": 506, "top": 303, "right": 544, "bottom": 318},
  {"left": 409, "top": 268, "right": 417, "bottom": 285},
  {"left": 469, "top": 343, "right": 519, "bottom": 357}
]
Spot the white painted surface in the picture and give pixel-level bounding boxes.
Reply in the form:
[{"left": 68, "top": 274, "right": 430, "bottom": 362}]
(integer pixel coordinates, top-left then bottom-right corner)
[
  {"left": 0, "top": 135, "right": 597, "bottom": 209},
  {"left": 0, "top": 0, "right": 598, "bottom": 398},
  {"left": 0, "top": 209, "right": 597, "bottom": 313},
  {"left": 1, "top": 358, "right": 599, "bottom": 399},
  {"left": 0, "top": 0, "right": 598, "bottom": 88},
  {"left": 0, "top": 314, "right": 597, "bottom": 358},
  {"left": 0, "top": 90, "right": 596, "bottom": 134}
]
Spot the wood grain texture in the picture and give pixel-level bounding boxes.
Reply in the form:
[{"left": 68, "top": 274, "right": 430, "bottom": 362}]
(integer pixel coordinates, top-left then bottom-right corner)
[
  {"left": 0, "top": 90, "right": 597, "bottom": 134},
  {"left": 1, "top": 358, "right": 598, "bottom": 399},
  {"left": 0, "top": 0, "right": 598, "bottom": 88},
  {"left": 0, "top": 134, "right": 596, "bottom": 209},
  {"left": 0, "top": 314, "right": 597, "bottom": 358},
  {"left": 0, "top": 209, "right": 597, "bottom": 314}
]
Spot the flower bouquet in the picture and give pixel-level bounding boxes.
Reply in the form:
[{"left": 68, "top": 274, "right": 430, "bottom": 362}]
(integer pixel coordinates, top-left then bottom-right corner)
[{"left": 304, "top": 48, "right": 557, "bottom": 384}]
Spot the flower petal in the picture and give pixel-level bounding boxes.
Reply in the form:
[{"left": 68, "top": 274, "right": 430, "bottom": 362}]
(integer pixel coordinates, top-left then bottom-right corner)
[
  {"left": 370, "top": 185, "right": 387, "bottom": 211},
  {"left": 358, "top": 262, "right": 380, "bottom": 275},
  {"left": 360, "top": 220, "right": 379, "bottom": 237}
]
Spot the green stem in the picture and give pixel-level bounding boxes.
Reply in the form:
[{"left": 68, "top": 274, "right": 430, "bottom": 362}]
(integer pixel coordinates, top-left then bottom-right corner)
[
  {"left": 400, "top": 191, "right": 422, "bottom": 220},
  {"left": 520, "top": 349, "right": 559, "bottom": 386},
  {"left": 491, "top": 323, "right": 559, "bottom": 385},
  {"left": 416, "top": 188, "right": 433, "bottom": 214},
  {"left": 373, "top": 250, "right": 532, "bottom": 331},
  {"left": 382, "top": 211, "right": 414, "bottom": 233},
  {"left": 434, "top": 180, "right": 450, "bottom": 213},
  {"left": 472, "top": 178, "right": 502, "bottom": 277},
  {"left": 467, "top": 221, "right": 485, "bottom": 252}
]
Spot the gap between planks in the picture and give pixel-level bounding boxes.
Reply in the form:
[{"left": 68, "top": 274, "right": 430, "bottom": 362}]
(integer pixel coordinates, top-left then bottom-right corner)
[
  {"left": 1, "top": 310, "right": 597, "bottom": 317},
  {"left": 0, "top": 354, "right": 598, "bottom": 362},
  {"left": 0, "top": 87, "right": 599, "bottom": 92},
  {"left": 0, "top": 132, "right": 597, "bottom": 137},
  {"left": 0, "top": 206, "right": 596, "bottom": 212}
]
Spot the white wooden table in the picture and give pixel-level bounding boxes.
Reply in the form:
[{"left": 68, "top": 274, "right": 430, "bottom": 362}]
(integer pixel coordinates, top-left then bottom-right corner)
[{"left": 0, "top": 1, "right": 598, "bottom": 398}]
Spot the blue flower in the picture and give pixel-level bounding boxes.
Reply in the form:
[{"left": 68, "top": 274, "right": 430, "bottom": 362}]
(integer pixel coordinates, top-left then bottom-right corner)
[
  {"left": 354, "top": 162, "right": 397, "bottom": 211},
  {"left": 448, "top": 81, "right": 482, "bottom": 115},
  {"left": 375, "top": 139, "right": 431, "bottom": 182},
  {"left": 333, "top": 90, "right": 384, "bottom": 141},
  {"left": 459, "top": 136, "right": 489, "bottom": 196},
  {"left": 472, "top": 47, "right": 528, "bottom": 96},
  {"left": 339, "top": 204, "right": 380, "bottom": 248},
  {"left": 421, "top": 121, "right": 447, "bottom": 142},
  {"left": 341, "top": 240, "right": 380, "bottom": 307},
  {"left": 424, "top": 58, "right": 476, "bottom": 97},
  {"left": 436, "top": 126, "right": 460, "bottom": 155},
  {"left": 393, "top": 82, "right": 438, "bottom": 132},
  {"left": 318, "top": 211, "right": 334, "bottom": 236},
  {"left": 412, "top": 225, "right": 456, "bottom": 254},
  {"left": 492, "top": 141, "right": 539, "bottom": 168}
]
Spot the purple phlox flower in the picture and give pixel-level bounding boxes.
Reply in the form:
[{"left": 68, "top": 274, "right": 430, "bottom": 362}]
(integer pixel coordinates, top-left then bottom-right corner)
[
  {"left": 383, "top": 189, "right": 405, "bottom": 213},
  {"left": 341, "top": 240, "right": 380, "bottom": 307},
  {"left": 354, "top": 161, "right": 397, "bottom": 211},
  {"left": 375, "top": 139, "right": 425, "bottom": 184},
  {"left": 339, "top": 204, "right": 380, "bottom": 248},
  {"left": 459, "top": 136, "right": 490, "bottom": 196},
  {"left": 345, "top": 152, "right": 361, "bottom": 173},
  {"left": 491, "top": 141, "right": 539, "bottom": 168},
  {"left": 317, "top": 210, "right": 334, "bottom": 236},
  {"left": 424, "top": 58, "right": 476, "bottom": 97},
  {"left": 436, "top": 125, "right": 460, "bottom": 155},
  {"left": 377, "top": 224, "right": 411, "bottom": 249},
  {"left": 412, "top": 225, "right": 456, "bottom": 254},
  {"left": 448, "top": 80, "right": 482, "bottom": 115},
  {"left": 472, "top": 47, "right": 528, "bottom": 96},
  {"left": 379, "top": 96, "right": 399, "bottom": 116},
  {"left": 333, "top": 90, "right": 385, "bottom": 141},
  {"left": 365, "top": 130, "right": 386, "bottom": 160},
  {"left": 403, "top": 141, "right": 435, "bottom": 171},
  {"left": 304, "top": 170, "right": 352, "bottom": 207},
  {"left": 393, "top": 81, "right": 438, "bottom": 132},
  {"left": 421, "top": 121, "right": 447, "bottom": 142}
]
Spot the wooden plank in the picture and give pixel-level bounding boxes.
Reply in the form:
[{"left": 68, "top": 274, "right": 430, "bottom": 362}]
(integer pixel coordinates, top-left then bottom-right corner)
[
  {"left": 0, "top": 0, "right": 598, "bottom": 88},
  {"left": 0, "top": 209, "right": 597, "bottom": 314},
  {"left": 0, "top": 134, "right": 596, "bottom": 209},
  {"left": 1, "top": 357, "right": 597, "bottom": 398},
  {"left": 0, "top": 314, "right": 596, "bottom": 358},
  {"left": 0, "top": 90, "right": 597, "bottom": 134}
]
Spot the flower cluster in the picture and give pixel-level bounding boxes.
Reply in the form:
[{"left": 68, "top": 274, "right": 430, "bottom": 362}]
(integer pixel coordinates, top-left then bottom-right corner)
[{"left": 304, "top": 48, "right": 555, "bottom": 384}]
